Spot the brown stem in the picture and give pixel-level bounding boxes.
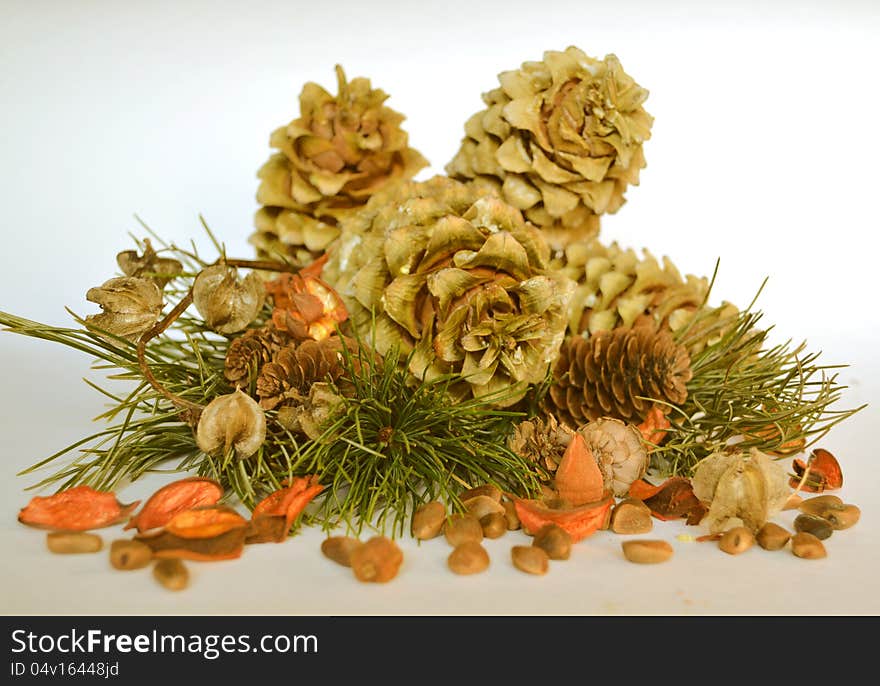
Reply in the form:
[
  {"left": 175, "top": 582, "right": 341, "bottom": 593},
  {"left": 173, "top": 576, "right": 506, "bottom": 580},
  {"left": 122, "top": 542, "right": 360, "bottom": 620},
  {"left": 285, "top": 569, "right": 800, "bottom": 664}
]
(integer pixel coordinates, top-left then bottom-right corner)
[
  {"left": 137, "top": 289, "right": 203, "bottom": 419},
  {"left": 218, "top": 258, "right": 297, "bottom": 272}
]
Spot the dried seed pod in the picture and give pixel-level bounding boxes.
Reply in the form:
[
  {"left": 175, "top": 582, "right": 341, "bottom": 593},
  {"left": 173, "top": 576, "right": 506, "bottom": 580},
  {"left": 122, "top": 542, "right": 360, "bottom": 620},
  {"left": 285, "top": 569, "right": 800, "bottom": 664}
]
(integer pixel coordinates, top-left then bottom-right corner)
[
  {"left": 621, "top": 539, "right": 673, "bottom": 564},
  {"left": 411, "top": 501, "right": 446, "bottom": 540},
  {"left": 798, "top": 495, "right": 844, "bottom": 516},
  {"left": 756, "top": 523, "right": 791, "bottom": 551},
  {"left": 460, "top": 484, "right": 502, "bottom": 503},
  {"left": 85, "top": 276, "right": 163, "bottom": 340},
  {"left": 350, "top": 537, "right": 403, "bottom": 583},
  {"left": 46, "top": 532, "right": 103, "bottom": 554},
  {"left": 579, "top": 418, "right": 648, "bottom": 497},
  {"left": 794, "top": 514, "right": 833, "bottom": 540},
  {"left": 321, "top": 536, "right": 362, "bottom": 567},
  {"left": 480, "top": 513, "right": 507, "bottom": 539},
  {"left": 532, "top": 524, "right": 572, "bottom": 560},
  {"left": 610, "top": 498, "right": 653, "bottom": 535},
  {"left": 117, "top": 239, "right": 182, "bottom": 289},
  {"left": 447, "top": 542, "right": 490, "bottom": 575},
  {"left": 196, "top": 389, "right": 266, "bottom": 459},
  {"left": 791, "top": 532, "right": 827, "bottom": 559},
  {"left": 463, "top": 495, "right": 506, "bottom": 521},
  {"left": 153, "top": 558, "right": 189, "bottom": 591},
  {"left": 444, "top": 514, "right": 483, "bottom": 547},
  {"left": 109, "top": 539, "right": 153, "bottom": 570},
  {"left": 823, "top": 504, "right": 860, "bottom": 530},
  {"left": 193, "top": 265, "right": 265, "bottom": 334},
  {"left": 503, "top": 500, "right": 521, "bottom": 531},
  {"left": 512, "top": 546, "right": 549, "bottom": 575},
  {"left": 718, "top": 527, "right": 755, "bottom": 555}
]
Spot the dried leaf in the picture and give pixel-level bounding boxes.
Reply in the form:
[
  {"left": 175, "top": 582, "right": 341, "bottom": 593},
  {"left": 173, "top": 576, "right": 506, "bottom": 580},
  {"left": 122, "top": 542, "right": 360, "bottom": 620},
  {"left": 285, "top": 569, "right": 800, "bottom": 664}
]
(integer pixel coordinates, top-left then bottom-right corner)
[
  {"left": 247, "top": 475, "right": 324, "bottom": 543},
  {"left": 135, "top": 505, "right": 248, "bottom": 561},
  {"left": 790, "top": 448, "right": 843, "bottom": 492},
  {"left": 513, "top": 494, "right": 613, "bottom": 542},
  {"left": 124, "top": 477, "right": 224, "bottom": 533},
  {"left": 18, "top": 485, "right": 140, "bottom": 532},
  {"left": 554, "top": 433, "right": 604, "bottom": 506},
  {"left": 628, "top": 477, "right": 705, "bottom": 523}
]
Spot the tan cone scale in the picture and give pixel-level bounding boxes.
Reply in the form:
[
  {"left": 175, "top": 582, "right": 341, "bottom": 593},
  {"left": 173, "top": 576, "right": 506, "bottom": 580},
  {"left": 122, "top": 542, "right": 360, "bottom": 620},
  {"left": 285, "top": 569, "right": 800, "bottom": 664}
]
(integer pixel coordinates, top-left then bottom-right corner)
[
  {"left": 446, "top": 46, "right": 653, "bottom": 252},
  {"left": 332, "top": 176, "right": 575, "bottom": 406},
  {"left": 252, "top": 66, "right": 428, "bottom": 267}
]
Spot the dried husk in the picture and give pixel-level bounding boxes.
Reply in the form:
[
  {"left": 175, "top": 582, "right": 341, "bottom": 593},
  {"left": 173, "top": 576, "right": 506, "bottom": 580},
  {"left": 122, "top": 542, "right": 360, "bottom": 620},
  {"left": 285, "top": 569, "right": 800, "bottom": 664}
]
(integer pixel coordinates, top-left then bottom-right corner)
[
  {"left": 116, "top": 239, "right": 182, "bottom": 289},
  {"left": 692, "top": 448, "right": 790, "bottom": 534},
  {"left": 193, "top": 265, "right": 265, "bottom": 334},
  {"left": 85, "top": 276, "right": 163, "bottom": 340},
  {"left": 196, "top": 389, "right": 267, "bottom": 459},
  {"left": 18, "top": 485, "right": 140, "bottom": 531},
  {"left": 125, "top": 477, "right": 224, "bottom": 533},
  {"left": 136, "top": 505, "right": 249, "bottom": 561}
]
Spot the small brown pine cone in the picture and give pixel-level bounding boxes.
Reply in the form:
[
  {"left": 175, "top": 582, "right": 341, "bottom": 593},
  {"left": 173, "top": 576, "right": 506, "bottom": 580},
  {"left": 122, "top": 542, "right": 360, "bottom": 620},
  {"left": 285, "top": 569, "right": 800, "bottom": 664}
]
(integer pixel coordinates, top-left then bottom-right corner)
[
  {"left": 548, "top": 327, "right": 692, "bottom": 427},
  {"left": 256, "top": 336, "right": 351, "bottom": 409},
  {"left": 507, "top": 414, "right": 574, "bottom": 475},
  {"left": 224, "top": 324, "right": 292, "bottom": 384}
]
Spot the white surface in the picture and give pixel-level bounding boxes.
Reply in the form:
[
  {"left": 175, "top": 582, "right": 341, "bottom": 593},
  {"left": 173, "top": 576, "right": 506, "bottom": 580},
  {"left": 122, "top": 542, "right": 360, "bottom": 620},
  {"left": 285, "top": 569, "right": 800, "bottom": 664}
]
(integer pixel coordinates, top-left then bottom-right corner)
[{"left": 1, "top": 0, "right": 879, "bottom": 615}]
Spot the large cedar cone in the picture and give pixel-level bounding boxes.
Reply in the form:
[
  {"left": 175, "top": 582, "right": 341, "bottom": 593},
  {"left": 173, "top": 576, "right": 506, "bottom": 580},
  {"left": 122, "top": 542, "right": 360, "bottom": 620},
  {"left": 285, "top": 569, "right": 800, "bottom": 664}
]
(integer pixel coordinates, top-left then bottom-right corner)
[
  {"left": 224, "top": 324, "right": 292, "bottom": 384},
  {"left": 251, "top": 65, "right": 428, "bottom": 267},
  {"left": 256, "top": 336, "right": 351, "bottom": 410},
  {"left": 548, "top": 326, "right": 692, "bottom": 427},
  {"left": 446, "top": 46, "right": 652, "bottom": 253}
]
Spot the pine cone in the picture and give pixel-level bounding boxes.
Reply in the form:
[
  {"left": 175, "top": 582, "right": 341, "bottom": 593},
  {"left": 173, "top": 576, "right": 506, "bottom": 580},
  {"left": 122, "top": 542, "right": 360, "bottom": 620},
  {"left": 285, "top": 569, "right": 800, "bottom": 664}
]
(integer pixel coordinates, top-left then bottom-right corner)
[
  {"left": 559, "top": 238, "right": 738, "bottom": 343},
  {"left": 507, "top": 414, "right": 574, "bottom": 474},
  {"left": 446, "top": 47, "right": 652, "bottom": 253},
  {"left": 578, "top": 418, "right": 647, "bottom": 497},
  {"left": 333, "top": 175, "right": 574, "bottom": 407},
  {"left": 256, "top": 336, "right": 350, "bottom": 409},
  {"left": 224, "top": 324, "right": 292, "bottom": 384},
  {"left": 251, "top": 65, "right": 428, "bottom": 267},
  {"left": 548, "top": 327, "right": 692, "bottom": 426}
]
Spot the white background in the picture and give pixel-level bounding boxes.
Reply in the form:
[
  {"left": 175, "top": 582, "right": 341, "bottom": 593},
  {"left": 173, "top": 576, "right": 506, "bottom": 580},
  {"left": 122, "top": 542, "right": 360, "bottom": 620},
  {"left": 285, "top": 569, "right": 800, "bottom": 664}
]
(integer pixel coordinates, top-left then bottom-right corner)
[{"left": 1, "top": 0, "right": 878, "bottom": 615}]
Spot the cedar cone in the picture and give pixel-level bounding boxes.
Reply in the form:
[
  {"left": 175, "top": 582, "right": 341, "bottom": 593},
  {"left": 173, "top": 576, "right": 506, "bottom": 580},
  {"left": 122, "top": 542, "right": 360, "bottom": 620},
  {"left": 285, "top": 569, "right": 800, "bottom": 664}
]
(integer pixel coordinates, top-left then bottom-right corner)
[
  {"left": 251, "top": 65, "right": 428, "bottom": 267},
  {"left": 507, "top": 414, "right": 574, "bottom": 475},
  {"left": 224, "top": 324, "right": 292, "bottom": 384},
  {"left": 256, "top": 336, "right": 351, "bottom": 409},
  {"left": 548, "top": 327, "right": 692, "bottom": 427}
]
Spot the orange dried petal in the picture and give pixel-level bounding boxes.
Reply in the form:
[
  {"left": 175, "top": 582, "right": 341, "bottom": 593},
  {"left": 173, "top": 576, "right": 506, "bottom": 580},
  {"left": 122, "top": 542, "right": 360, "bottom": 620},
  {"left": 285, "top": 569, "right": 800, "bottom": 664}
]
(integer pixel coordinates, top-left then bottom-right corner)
[
  {"left": 513, "top": 494, "right": 613, "bottom": 542},
  {"left": 629, "top": 477, "right": 704, "bottom": 523},
  {"left": 637, "top": 406, "right": 671, "bottom": 447},
  {"left": 251, "top": 475, "right": 324, "bottom": 541},
  {"left": 554, "top": 433, "right": 604, "bottom": 506},
  {"left": 18, "top": 485, "right": 140, "bottom": 531},
  {"left": 790, "top": 449, "right": 843, "bottom": 492},
  {"left": 163, "top": 505, "right": 248, "bottom": 539},
  {"left": 125, "top": 477, "right": 223, "bottom": 533}
]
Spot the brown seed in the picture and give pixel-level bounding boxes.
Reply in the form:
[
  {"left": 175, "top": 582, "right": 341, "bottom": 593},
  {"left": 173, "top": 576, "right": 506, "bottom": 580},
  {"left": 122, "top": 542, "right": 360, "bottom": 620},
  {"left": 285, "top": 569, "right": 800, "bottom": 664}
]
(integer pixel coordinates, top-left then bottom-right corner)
[
  {"left": 444, "top": 514, "right": 483, "bottom": 546},
  {"left": 321, "top": 536, "right": 362, "bottom": 567},
  {"left": 463, "top": 495, "right": 506, "bottom": 521},
  {"left": 621, "top": 540, "right": 674, "bottom": 564},
  {"left": 799, "top": 495, "right": 844, "bottom": 516},
  {"left": 502, "top": 500, "right": 520, "bottom": 531},
  {"left": 447, "top": 542, "right": 490, "bottom": 575},
  {"left": 511, "top": 546, "right": 549, "bottom": 575},
  {"left": 46, "top": 532, "right": 103, "bottom": 554},
  {"left": 756, "top": 522, "right": 791, "bottom": 551},
  {"left": 610, "top": 498, "right": 653, "bottom": 535},
  {"left": 794, "top": 514, "right": 833, "bottom": 540},
  {"left": 411, "top": 501, "right": 446, "bottom": 540},
  {"left": 153, "top": 558, "right": 189, "bottom": 591},
  {"left": 783, "top": 493, "right": 804, "bottom": 510},
  {"left": 718, "top": 526, "right": 755, "bottom": 555},
  {"left": 791, "top": 532, "right": 827, "bottom": 559},
  {"left": 460, "top": 484, "right": 502, "bottom": 502},
  {"left": 350, "top": 537, "right": 403, "bottom": 583},
  {"left": 110, "top": 539, "right": 152, "bottom": 570},
  {"left": 480, "top": 512, "right": 507, "bottom": 539},
  {"left": 532, "top": 524, "right": 572, "bottom": 561},
  {"left": 823, "top": 504, "right": 860, "bottom": 530}
]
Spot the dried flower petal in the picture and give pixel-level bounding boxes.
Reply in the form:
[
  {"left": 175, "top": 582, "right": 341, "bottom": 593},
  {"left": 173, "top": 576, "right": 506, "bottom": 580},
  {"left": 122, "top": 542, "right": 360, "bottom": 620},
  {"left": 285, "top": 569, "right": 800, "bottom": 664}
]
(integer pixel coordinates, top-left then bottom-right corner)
[
  {"left": 135, "top": 505, "right": 248, "bottom": 561},
  {"left": 247, "top": 475, "right": 324, "bottom": 544},
  {"left": 193, "top": 265, "right": 265, "bottom": 334},
  {"left": 513, "top": 494, "right": 613, "bottom": 542},
  {"left": 196, "top": 389, "right": 267, "bottom": 459},
  {"left": 554, "top": 433, "right": 604, "bottom": 506},
  {"left": 266, "top": 273, "right": 348, "bottom": 341},
  {"left": 637, "top": 406, "right": 671, "bottom": 447},
  {"left": 124, "top": 477, "right": 223, "bottom": 533},
  {"left": 628, "top": 477, "right": 705, "bottom": 523},
  {"left": 18, "top": 485, "right": 140, "bottom": 531},
  {"left": 789, "top": 448, "right": 843, "bottom": 492}
]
